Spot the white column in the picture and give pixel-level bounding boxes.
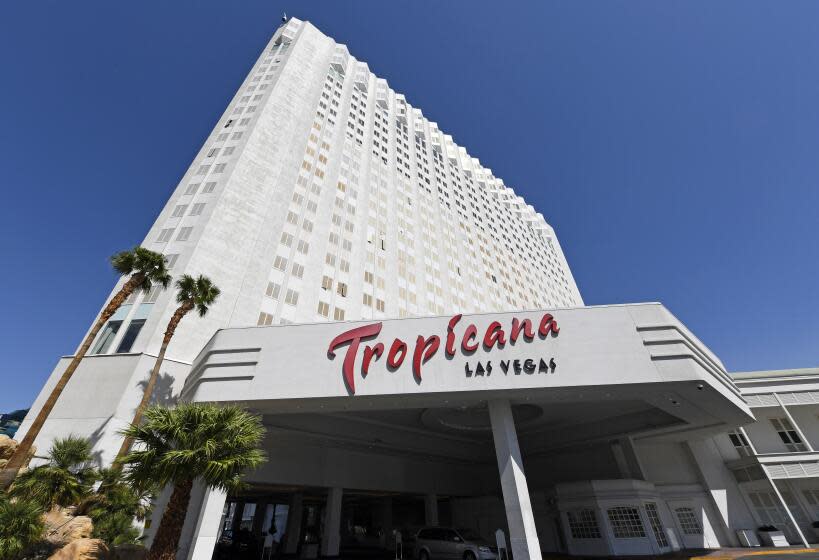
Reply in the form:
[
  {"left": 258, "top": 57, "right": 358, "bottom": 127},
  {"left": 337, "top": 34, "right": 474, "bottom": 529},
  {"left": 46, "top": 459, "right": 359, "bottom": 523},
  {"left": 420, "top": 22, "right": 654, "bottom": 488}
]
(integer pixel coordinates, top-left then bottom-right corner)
[
  {"left": 424, "top": 494, "right": 439, "bottom": 526},
  {"left": 489, "top": 399, "right": 542, "bottom": 560},
  {"left": 686, "top": 439, "right": 744, "bottom": 546},
  {"left": 773, "top": 394, "right": 814, "bottom": 451},
  {"left": 185, "top": 485, "right": 228, "bottom": 560},
  {"left": 321, "top": 487, "right": 343, "bottom": 557},
  {"left": 284, "top": 492, "right": 304, "bottom": 554}
]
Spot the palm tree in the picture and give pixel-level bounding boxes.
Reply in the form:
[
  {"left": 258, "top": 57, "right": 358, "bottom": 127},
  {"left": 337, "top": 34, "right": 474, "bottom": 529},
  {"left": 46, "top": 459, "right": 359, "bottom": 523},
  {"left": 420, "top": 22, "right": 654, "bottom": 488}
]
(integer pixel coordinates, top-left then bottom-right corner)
[
  {"left": 115, "top": 274, "right": 220, "bottom": 461},
  {"left": 0, "top": 494, "right": 45, "bottom": 560},
  {"left": 76, "top": 467, "right": 153, "bottom": 546},
  {"left": 119, "top": 403, "right": 265, "bottom": 560},
  {"left": 9, "top": 436, "right": 97, "bottom": 510},
  {"left": 2, "top": 247, "right": 171, "bottom": 489}
]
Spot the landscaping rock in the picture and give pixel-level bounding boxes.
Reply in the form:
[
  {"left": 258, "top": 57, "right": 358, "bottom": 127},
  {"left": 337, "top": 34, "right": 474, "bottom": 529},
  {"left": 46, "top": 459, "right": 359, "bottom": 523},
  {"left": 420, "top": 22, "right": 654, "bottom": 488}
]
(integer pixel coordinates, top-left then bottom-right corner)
[
  {"left": 0, "top": 434, "right": 15, "bottom": 461},
  {"left": 44, "top": 506, "right": 94, "bottom": 546},
  {"left": 48, "top": 538, "right": 109, "bottom": 560}
]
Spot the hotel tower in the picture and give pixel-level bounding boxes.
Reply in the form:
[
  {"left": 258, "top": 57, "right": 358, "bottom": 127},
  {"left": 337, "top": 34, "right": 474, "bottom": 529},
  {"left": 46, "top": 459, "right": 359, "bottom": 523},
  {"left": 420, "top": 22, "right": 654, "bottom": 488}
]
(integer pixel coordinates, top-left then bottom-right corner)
[
  {"left": 19, "top": 17, "right": 582, "bottom": 463},
  {"left": 19, "top": 18, "right": 810, "bottom": 560}
]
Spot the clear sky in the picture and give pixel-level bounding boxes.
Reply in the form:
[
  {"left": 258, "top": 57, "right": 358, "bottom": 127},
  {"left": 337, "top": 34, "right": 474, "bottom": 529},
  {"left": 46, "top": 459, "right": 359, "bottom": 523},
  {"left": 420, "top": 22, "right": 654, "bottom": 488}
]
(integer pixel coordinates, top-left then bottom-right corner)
[{"left": 1, "top": 1, "right": 817, "bottom": 412}]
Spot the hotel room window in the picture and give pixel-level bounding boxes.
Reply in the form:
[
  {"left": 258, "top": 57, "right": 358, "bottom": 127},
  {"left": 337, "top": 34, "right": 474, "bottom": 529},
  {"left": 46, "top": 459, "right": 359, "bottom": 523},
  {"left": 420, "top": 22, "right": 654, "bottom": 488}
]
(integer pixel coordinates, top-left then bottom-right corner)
[
  {"left": 770, "top": 418, "right": 808, "bottom": 452},
  {"left": 728, "top": 430, "right": 754, "bottom": 457}
]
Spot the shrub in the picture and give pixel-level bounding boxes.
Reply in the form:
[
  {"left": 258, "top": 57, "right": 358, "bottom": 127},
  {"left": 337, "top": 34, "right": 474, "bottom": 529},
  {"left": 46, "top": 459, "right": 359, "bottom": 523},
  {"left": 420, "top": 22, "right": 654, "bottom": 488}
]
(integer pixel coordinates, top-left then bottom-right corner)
[{"left": 0, "top": 494, "right": 45, "bottom": 560}]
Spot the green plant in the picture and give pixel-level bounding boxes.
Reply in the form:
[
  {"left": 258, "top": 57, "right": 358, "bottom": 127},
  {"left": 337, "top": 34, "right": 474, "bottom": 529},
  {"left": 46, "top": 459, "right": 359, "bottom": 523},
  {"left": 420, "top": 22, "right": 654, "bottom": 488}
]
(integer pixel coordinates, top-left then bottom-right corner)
[
  {"left": 77, "top": 468, "right": 153, "bottom": 546},
  {"left": 116, "top": 274, "right": 221, "bottom": 461},
  {"left": 9, "top": 436, "right": 97, "bottom": 509},
  {"left": 2, "top": 247, "right": 171, "bottom": 489},
  {"left": 0, "top": 494, "right": 45, "bottom": 560},
  {"left": 120, "top": 403, "right": 265, "bottom": 560}
]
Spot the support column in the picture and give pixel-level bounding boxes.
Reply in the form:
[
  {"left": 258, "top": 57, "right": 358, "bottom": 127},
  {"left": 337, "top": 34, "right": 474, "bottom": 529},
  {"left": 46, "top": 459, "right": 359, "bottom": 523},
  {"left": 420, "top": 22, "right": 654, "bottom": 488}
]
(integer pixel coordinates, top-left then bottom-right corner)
[
  {"left": 610, "top": 437, "right": 645, "bottom": 480},
  {"left": 321, "top": 487, "right": 343, "bottom": 557},
  {"left": 185, "top": 485, "right": 228, "bottom": 560},
  {"left": 489, "top": 399, "right": 542, "bottom": 560},
  {"left": 424, "top": 494, "right": 439, "bottom": 526},
  {"left": 284, "top": 492, "right": 304, "bottom": 555},
  {"left": 686, "top": 439, "right": 745, "bottom": 546}
]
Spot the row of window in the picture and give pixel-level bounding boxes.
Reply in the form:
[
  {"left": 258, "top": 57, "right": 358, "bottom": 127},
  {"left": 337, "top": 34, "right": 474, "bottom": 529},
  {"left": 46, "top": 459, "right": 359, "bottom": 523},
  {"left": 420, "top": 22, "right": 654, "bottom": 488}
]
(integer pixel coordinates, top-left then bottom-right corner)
[
  {"left": 566, "top": 505, "right": 701, "bottom": 541},
  {"left": 729, "top": 416, "right": 810, "bottom": 455}
]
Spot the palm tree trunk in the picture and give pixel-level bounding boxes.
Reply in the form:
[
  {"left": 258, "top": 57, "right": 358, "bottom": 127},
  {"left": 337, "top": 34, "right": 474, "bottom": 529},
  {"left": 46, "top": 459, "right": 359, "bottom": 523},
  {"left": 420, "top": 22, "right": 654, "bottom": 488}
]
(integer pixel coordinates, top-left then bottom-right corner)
[
  {"left": 1, "top": 273, "right": 146, "bottom": 489},
  {"left": 147, "top": 478, "right": 195, "bottom": 560},
  {"left": 115, "top": 302, "right": 193, "bottom": 462}
]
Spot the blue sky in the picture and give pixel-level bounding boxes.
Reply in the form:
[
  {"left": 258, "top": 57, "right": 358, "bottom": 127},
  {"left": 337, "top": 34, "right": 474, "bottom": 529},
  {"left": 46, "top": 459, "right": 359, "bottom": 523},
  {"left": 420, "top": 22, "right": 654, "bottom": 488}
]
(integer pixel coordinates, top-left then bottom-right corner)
[{"left": 1, "top": 1, "right": 817, "bottom": 412}]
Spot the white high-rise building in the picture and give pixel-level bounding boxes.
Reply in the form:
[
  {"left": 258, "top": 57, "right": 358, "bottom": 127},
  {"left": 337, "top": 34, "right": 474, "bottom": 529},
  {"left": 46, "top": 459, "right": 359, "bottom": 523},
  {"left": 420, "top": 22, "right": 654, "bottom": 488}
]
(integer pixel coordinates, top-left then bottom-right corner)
[
  {"left": 15, "top": 18, "right": 819, "bottom": 560},
  {"left": 20, "top": 18, "right": 581, "bottom": 464}
]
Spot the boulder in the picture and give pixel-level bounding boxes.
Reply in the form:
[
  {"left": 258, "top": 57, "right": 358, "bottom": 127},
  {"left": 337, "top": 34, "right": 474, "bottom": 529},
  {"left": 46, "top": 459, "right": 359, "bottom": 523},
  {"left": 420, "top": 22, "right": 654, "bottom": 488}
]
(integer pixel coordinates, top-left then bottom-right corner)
[
  {"left": 48, "top": 538, "right": 110, "bottom": 560},
  {"left": 44, "top": 506, "right": 94, "bottom": 546},
  {"left": 0, "top": 434, "right": 15, "bottom": 460}
]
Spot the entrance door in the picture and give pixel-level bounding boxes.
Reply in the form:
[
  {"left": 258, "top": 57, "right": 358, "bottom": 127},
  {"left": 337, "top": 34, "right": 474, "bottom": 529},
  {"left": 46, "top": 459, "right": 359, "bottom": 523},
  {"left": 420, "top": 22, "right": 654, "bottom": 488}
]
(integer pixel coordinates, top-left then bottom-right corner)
[{"left": 667, "top": 502, "right": 718, "bottom": 549}]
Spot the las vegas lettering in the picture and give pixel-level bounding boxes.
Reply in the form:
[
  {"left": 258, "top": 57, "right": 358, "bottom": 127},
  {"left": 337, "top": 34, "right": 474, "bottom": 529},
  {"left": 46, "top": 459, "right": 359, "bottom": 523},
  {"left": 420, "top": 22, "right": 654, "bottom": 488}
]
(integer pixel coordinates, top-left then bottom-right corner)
[{"left": 327, "top": 313, "right": 559, "bottom": 394}]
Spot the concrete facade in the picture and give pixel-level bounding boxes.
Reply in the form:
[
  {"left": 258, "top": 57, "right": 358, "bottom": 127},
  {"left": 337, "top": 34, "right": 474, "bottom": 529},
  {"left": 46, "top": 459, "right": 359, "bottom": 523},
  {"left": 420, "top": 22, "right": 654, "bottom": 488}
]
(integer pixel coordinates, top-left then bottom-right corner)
[{"left": 12, "top": 15, "right": 819, "bottom": 560}]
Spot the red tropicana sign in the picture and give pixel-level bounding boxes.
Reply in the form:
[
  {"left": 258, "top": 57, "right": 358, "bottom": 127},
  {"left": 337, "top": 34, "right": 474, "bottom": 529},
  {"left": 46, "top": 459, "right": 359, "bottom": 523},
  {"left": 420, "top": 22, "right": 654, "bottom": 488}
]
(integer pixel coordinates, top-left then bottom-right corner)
[{"left": 327, "top": 312, "right": 560, "bottom": 394}]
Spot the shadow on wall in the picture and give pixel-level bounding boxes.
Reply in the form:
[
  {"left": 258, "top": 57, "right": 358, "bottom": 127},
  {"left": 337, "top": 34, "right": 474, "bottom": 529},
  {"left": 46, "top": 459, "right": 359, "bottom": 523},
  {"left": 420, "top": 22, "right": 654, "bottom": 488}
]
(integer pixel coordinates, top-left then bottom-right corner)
[
  {"left": 86, "top": 416, "right": 114, "bottom": 467},
  {"left": 137, "top": 372, "right": 178, "bottom": 408}
]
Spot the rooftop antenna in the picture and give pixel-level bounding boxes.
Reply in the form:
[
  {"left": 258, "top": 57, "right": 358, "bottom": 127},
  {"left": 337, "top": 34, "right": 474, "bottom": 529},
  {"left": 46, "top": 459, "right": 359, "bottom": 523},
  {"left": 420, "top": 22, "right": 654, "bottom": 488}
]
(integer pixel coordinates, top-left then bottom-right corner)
[{"left": 282, "top": 13, "right": 288, "bottom": 23}]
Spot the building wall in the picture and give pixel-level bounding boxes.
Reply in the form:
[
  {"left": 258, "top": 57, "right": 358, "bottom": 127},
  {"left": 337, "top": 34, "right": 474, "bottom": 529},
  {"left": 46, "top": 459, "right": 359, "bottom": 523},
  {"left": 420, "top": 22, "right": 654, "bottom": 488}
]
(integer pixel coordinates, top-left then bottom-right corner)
[{"left": 17, "top": 17, "right": 582, "bottom": 461}]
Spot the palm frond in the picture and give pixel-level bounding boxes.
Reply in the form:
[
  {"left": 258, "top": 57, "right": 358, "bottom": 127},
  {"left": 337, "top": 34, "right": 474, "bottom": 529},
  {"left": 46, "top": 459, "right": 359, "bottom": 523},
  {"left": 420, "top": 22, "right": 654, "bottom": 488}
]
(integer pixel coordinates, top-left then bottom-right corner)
[{"left": 119, "top": 403, "right": 265, "bottom": 492}]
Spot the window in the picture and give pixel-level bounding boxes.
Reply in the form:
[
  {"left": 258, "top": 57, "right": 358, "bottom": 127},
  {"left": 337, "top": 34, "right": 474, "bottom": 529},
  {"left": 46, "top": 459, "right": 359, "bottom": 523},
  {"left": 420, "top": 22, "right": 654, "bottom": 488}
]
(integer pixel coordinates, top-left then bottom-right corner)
[
  {"left": 202, "top": 182, "right": 217, "bottom": 193},
  {"left": 284, "top": 289, "right": 299, "bottom": 306},
  {"left": 213, "top": 163, "right": 227, "bottom": 173},
  {"left": 273, "top": 256, "right": 287, "bottom": 271},
  {"left": 196, "top": 164, "right": 211, "bottom": 175},
  {"left": 607, "top": 507, "right": 646, "bottom": 539},
  {"left": 334, "top": 308, "right": 345, "bottom": 321},
  {"left": 115, "top": 319, "right": 146, "bottom": 353},
  {"left": 177, "top": 227, "right": 193, "bottom": 241},
  {"left": 165, "top": 254, "right": 179, "bottom": 270},
  {"left": 363, "top": 293, "right": 373, "bottom": 307},
  {"left": 157, "top": 228, "right": 174, "bottom": 243},
  {"left": 143, "top": 285, "right": 163, "bottom": 304},
  {"left": 644, "top": 503, "right": 668, "bottom": 547},
  {"left": 376, "top": 299, "right": 385, "bottom": 312},
  {"left": 190, "top": 203, "right": 206, "bottom": 216},
  {"left": 185, "top": 183, "right": 200, "bottom": 195},
  {"left": 92, "top": 321, "right": 122, "bottom": 354},
  {"left": 770, "top": 418, "right": 808, "bottom": 452},
  {"left": 728, "top": 430, "right": 753, "bottom": 457},
  {"left": 280, "top": 232, "right": 294, "bottom": 247},
  {"left": 321, "top": 276, "right": 333, "bottom": 290},
  {"left": 291, "top": 263, "right": 304, "bottom": 278},
  {"left": 258, "top": 312, "right": 274, "bottom": 326},
  {"left": 337, "top": 282, "right": 347, "bottom": 297},
  {"left": 674, "top": 508, "right": 702, "bottom": 535},
  {"left": 172, "top": 204, "right": 188, "bottom": 217},
  {"left": 297, "top": 240, "right": 309, "bottom": 254},
  {"left": 317, "top": 301, "right": 330, "bottom": 317},
  {"left": 265, "top": 282, "right": 280, "bottom": 299},
  {"left": 566, "top": 509, "right": 601, "bottom": 539}
]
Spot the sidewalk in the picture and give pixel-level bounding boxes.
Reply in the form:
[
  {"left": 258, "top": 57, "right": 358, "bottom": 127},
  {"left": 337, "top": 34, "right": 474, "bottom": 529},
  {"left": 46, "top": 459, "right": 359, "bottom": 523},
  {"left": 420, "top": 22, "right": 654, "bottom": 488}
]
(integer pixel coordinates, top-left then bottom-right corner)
[{"left": 539, "top": 547, "right": 819, "bottom": 560}]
